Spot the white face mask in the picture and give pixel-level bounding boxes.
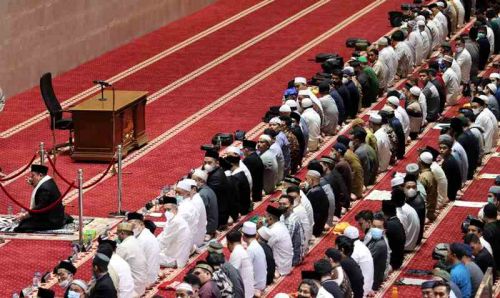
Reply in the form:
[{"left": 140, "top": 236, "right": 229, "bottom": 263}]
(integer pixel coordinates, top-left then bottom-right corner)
[
  {"left": 204, "top": 164, "right": 215, "bottom": 173},
  {"left": 472, "top": 108, "right": 481, "bottom": 115},
  {"left": 133, "top": 227, "right": 141, "bottom": 237},
  {"left": 342, "top": 77, "right": 349, "bottom": 85},
  {"left": 59, "top": 278, "right": 71, "bottom": 289},
  {"left": 67, "top": 291, "right": 81, "bottom": 298},
  {"left": 405, "top": 188, "right": 418, "bottom": 198},
  {"left": 348, "top": 141, "right": 354, "bottom": 150},
  {"left": 456, "top": 46, "right": 464, "bottom": 53},
  {"left": 164, "top": 211, "right": 174, "bottom": 221}
]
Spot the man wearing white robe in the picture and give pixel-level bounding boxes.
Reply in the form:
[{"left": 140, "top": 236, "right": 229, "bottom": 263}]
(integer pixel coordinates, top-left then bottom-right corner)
[
  {"left": 127, "top": 212, "right": 160, "bottom": 287},
  {"left": 377, "top": 37, "right": 398, "bottom": 87},
  {"left": 227, "top": 230, "right": 255, "bottom": 298},
  {"left": 408, "top": 21, "right": 424, "bottom": 66},
  {"left": 285, "top": 185, "right": 313, "bottom": 247},
  {"left": 369, "top": 114, "right": 391, "bottom": 172},
  {"left": 442, "top": 56, "right": 461, "bottom": 106},
  {"left": 455, "top": 37, "right": 472, "bottom": 84},
  {"left": 472, "top": 96, "right": 499, "bottom": 153},
  {"left": 157, "top": 197, "right": 193, "bottom": 268},
  {"left": 279, "top": 195, "right": 306, "bottom": 266},
  {"left": 116, "top": 223, "right": 148, "bottom": 297},
  {"left": 265, "top": 205, "right": 293, "bottom": 276},
  {"left": 392, "top": 31, "right": 414, "bottom": 78},
  {"left": 176, "top": 179, "right": 207, "bottom": 248},
  {"left": 242, "top": 222, "right": 267, "bottom": 294},
  {"left": 417, "top": 19, "right": 432, "bottom": 59},
  {"left": 432, "top": 3, "right": 449, "bottom": 38},
  {"left": 387, "top": 96, "right": 410, "bottom": 141},
  {"left": 390, "top": 182, "right": 420, "bottom": 251},
  {"left": 301, "top": 98, "right": 322, "bottom": 152}
]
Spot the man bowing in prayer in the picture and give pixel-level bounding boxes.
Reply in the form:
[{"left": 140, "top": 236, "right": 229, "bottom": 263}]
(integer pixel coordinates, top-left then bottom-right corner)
[
  {"left": 157, "top": 196, "right": 193, "bottom": 269},
  {"left": 14, "top": 164, "right": 66, "bottom": 232}
]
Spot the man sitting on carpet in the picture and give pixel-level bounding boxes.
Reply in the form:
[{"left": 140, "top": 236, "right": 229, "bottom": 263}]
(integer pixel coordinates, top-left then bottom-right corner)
[{"left": 14, "top": 165, "right": 66, "bottom": 232}]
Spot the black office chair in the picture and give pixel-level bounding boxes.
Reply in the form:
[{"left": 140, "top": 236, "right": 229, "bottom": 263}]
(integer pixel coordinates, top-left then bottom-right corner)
[{"left": 40, "top": 72, "right": 74, "bottom": 151}]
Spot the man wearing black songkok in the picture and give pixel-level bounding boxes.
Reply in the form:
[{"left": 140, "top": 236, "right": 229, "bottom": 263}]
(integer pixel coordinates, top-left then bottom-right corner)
[{"left": 203, "top": 149, "right": 231, "bottom": 228}]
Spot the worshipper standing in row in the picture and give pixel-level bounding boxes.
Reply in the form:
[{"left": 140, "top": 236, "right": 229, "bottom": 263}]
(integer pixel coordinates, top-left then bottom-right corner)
[
  {"left": 157, "top": 196, "right": 192, "bottom": 269},
  {"left": 192, "top": 169, "right": 219, "bottom": 241},
  {"left": 318, "top": 156, "right": 350, "bottom": 217},
  {"left": 403, "top": 173, "right": 426, "bottom": 245},
  {"left": 301, "top": 170, "right": 329, "bottom": 236},
  {"left": 471, "top": 96, "right": 498, "bottom": 154},
  {"left": 242, "top": 222, "right": 267, "bottom": 295},
  {"left": 334, "top": 236, "right": 365, "bottom": 298},
  {"left": 97, "top": 240, "right": 135, "bottom": 298},
  {"left": 175, "top": 179, "right": 207, "bottom": 249},
  {"left": 438, "top": 134, "right": 462, "bottom": 201},
  {"left": 278, "top": 194, "right": 306, "bottom": 266},
  {"left": 335, "top": 135, "right": 364, "bottom": 200},
  {"left": 221, "top": 149, "right": 251, "bottom": 219},
  {"left": 418, "top": 151, "right": 438, "bottom": 222},
  {"left": 382, "top": 199, "right": 406, "bottom": 270},
  {"left": 263, "top": 129, "right": 285, "bottom": 184},
  {"left": 89, "top": 253, "right": 117, "bottom": 298},
  {"left": 227, "top": 231, "right": 254, "bottom": 298},
  {"left": 285, "top": 185, "right": 313, "bottom": 246},
  {"left": 367, "top": 114, "right": 391, "bottom": 173},
  {"left": 343, "top": 226, "right": 374, "bottom": 296},
  {"left": 350, "top": 127, "right": 378, "bottom": 186},
  {"left": 300, "top": 97, "right": 322, "bottom": 152},
  {"left": 241, "top": 139, "right": 265, "bottom": 202},
  {"left": 256, "top": 134, "right": 279, "bottom": 195},
  {"left": 307, "top": 161, "right": 336, "bottom": 228},
  {"left": 390, "top": 183, "right": 420, "bottom": 252},
  {"left": 264, "top": 205, "right": 293, "bottom": 277}
]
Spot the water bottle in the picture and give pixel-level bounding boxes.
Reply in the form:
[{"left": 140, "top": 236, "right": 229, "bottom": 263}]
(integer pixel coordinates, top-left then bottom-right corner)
[
  {"left": 32, "top": 271, "right": 41, "bottom": 288},
  {"left": 7, "top": 205, "right": 13, "bottom": 216}
]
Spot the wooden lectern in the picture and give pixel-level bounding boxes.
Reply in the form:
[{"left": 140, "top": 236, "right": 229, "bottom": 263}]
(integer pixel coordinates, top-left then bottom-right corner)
[{"left": 69, "top": 90, "right": 148, "bottom": 161}]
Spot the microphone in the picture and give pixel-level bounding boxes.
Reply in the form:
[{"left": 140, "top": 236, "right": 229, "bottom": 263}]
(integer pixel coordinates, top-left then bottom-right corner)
[{"left": 93, "top": 80, "right": 112, "bottom": 87}]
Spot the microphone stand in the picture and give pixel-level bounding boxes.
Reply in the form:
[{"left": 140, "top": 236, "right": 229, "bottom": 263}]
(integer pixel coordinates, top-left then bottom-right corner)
[{"left": 98, "top": 84, "right": 106, "bottom": 101}]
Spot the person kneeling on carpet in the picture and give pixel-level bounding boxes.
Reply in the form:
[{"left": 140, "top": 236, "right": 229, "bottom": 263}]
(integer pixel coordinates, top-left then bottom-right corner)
[{"left": 14, "top": 164, "right": 68, "bottom": 232}]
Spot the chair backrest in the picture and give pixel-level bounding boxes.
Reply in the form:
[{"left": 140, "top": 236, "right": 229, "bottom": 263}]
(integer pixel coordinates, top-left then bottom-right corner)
[{"left": 40, "top": 72, "right": 63, "bottom": 127}]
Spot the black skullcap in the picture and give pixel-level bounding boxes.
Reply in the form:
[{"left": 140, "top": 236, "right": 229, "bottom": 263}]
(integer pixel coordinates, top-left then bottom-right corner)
[
  {"left": 163, "top": 195, "right": 177, "bottom": 205},
  {"left": 391, "top": 187, "right": 406, "bottom": 207},
  {"left": 333, "top": 142, "right": 347, "bottom": 155},
  {"left": 336, "top": 135, "right": 351, "bottom": 147},
  {"left": 351, "top": 127, "right": 367, "bottom": 141},
  {"left": 97, "top": 243, "right": 114, "bottom": 259},
  {"left": 284, "top": 176, "right": 302, "bottom": 186},
  {"left": 421, "top": 280, "right": 436, "bottom": 289},
  {"left": 204, "top": 149, "right": 220, "bottom": 159},
  {"left": 325, "top": 248, "right": 343, "bottom": 262},
  {"left": 391, "top": 30, "right": 405, "bottom": 42},
  {"left": 301, "top": 270, "right": 320, "bottom": 281},
  {"left": 144, "top": 219, "right": 157, "bottom": 234},
  {"left": 242, "top": 139, "right": 257, "bottom": 149},
  {"left": 472, "top": 96, "right": 486, "bottom": 105},
  {"left": 97, "top": 238, "right": 117, "bottom": 251},
  {"left": 54, "top": 260, "right": 77, "bottom": 275},
  {"left": 450, "top": 117, "right": 464, "bottom": 132},
  {"left": 459, "top": 108, "right": 475, "bottom": 121},
  {"left": 387, "top": 90, "right": 401, "bottom": 98},
  {"left": 307, "top": 161, "right": 324, "bottom": 176},
  {"left": 290, "top": 112, "right": 301, "bottom": 123},
  {"left": 314, "top": 259, "right": 333, "bottom": 275},
  {"left": 266, "top": 205, "right": 284, "bottom": 218},
  {"left": 31, "top": 164, "right": 48, "bottom": 175},
  {"left": 404, "top": 174, "right": 417, "bottom": 183},
  {"left": 127, "top": 212, "right": 144, "bottom": 221},
  {"left": 37, "top": 288, "right": 55, "bottom": 298}
]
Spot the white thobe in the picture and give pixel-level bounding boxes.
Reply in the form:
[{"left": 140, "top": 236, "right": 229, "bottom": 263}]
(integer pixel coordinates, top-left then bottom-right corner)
[
  {"left": 178, "top": 198, "right": 201, "bottom": 247},
  {"left": 191, "top": 194, "right": 208, "bottom": 247},
  {"left": 395, "top": 41, "right": 414, "bottom": 77},
  {"left": 268, "top": 221, "right": 293, "bottom": 276},
  {"left": 397, "top": 204, "right": 420, "bottom": 251},
  {"left": 239, "top": 160, "right": 253, "bottom": 190},
  {"left": 431, "top": 162, "right": 448, "bottom": 207},
  {"left": 374, "top": 127, "right": 391, "bottom": 172},
  {"left": 456, "top": 48, "right": 472, "bottom": 83},
  {"left": 453, "top": 0, "right": 464, "bottom": 26},
  {"left": 247, "top": 239, "right": 267, "bottom": 291},
  {"left": 451, "top": 59, "right": 462, "bottom": 84},
  {"left": 157, "top": 215, "right": 192, "bottom": 268},
  {"left": 418, "top": 91, "right": 428, "bottom": 124},
  {"left": 299, "top": 190, "right": 315, "bottom": 231},
  {"left": 302, "top": 107, "right": 321, "bottom": 150},
  {"left": 443, "top": 67, "right": 460, "bottom": 106},
  {"left": 395, "top": 106, "right": 410, "bottom": 140},
  {"left": 117, "top": 236, "right": 148, "bottom": 296},
  {"left": 435, "top": 11, "right": 448, "bottom": 38},
  {"left": 419, "top": 29, "right": 431, "bottom": 58},
  {"left": 379, "top": 46, "right": 398, "bottom": 86},
  {"left": 408, "top": 29, "right": 424, "bottom": 65},
  {"left": 109, "top": 254, "right": 135, "bottom": 298},
  {"left": 293, "top": 203, "right": 312, "bottom": 247},
  {"left": 136, "top": 228, "right": 160, "bottom": 285},
  {"left": 475, "top": 108, "right": 498, "bottom": 153},
  {"left": 487, "top": 26, "right": 495, "bottom": 55},
  {"left": 351, "top": 239, "right": 374, "bottom": 296},
  {"left": 229, "top": 244, "right": 255, "bottom": 298}
]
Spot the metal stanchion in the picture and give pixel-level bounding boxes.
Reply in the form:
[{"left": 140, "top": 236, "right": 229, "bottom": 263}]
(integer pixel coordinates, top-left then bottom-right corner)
[
  {"left": 110, "top": 145, "right": 126, "bottom": 217},
  {"left": 39, "top": 142, "right": 45, "bottom": 165},
  {"left": 78, "top": 169, "right": 84, "bottom": 248}
]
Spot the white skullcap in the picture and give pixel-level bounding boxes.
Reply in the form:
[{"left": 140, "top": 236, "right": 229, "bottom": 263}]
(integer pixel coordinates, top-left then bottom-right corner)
[
  {"left": 285, "top": 99, "right": 298, "bottom": 108},
  {"left": 391, "top": 176, "right": 405, "bottom": 187},
  {"left": 226, "top": 146, "right": 242, "bottom": 156},
  {"left": 269, "top": 117, "right": 281, "bottom": 125},
  {"left": 487, "top": 83, "right": 497, "bottom": 94},
  {"left": 381, "top": 105, "right": 394, "bottom": 112},
  {"left": 192, "top": 169, "right": 208, "bottom": 182},
  {"left": 242, "top": 221, "right": 257, "bottom": 235},
  {"left": 185, "top": 179, "right": 197, "bottom": 187},
  {"left": 377, "top": 37, "right": 388, "bottom": 46},
  {"left": 274, "top": 294, "right": 290, "bottom": 298},
  {"left": 489, "top": 73, "right": 500, "bottom": 80},
  {"left": 71, "top": 280, "right": 88, "bottom": 291},
  {"left": 176, "top": 283, "right": 194, "bottom": 292},
  {"left": 294, "top": 77, "right": 307, "bottom": 85},
  {"left": 307, "top": 170, "right": 321, "bottom": 178},
  {"left": 436, "top": 2, "right": 445, "bottom": 7},
  {"left": 369, "top": 114, "right": 382, "bottom": 124},
  {"left": 416, "top": 15, "right": 425, "bottom": 22},
  {"left": 417, "top": 20, "right": 426, "bottom": 26},
  {"left": 479, "top": 94, "right": 489, "bottom": 102},
  {"left": 410, "top": 86, "right": 422, "bottom": 96},
  {"left": 301, "top": 98, "right": 313, "bottom": 108},
  {"left": 259, "top": 134, "right": 273, "bottom": 144},
  {"left": 419, "top": 152, "right": 433, "bottom": 165},
  {"left": 257, "top": 226, "right": 271, "bottom": 241},
  {"left": 387, "top": 96, "right": 400, "bottom": 106},
  {"left": 298, "top": 89, "right": 309, "bottom": 96},
  {"left": 177, "top": 179, "right": 193, "bottom": 192},
  {"left": 279, "top": 104, "right": 291, "bottom": 113},
  {"left": 343, "top": 66, "right": 355, "bottom": 76},
  {"left": 343, "top": 226, "right": 359, "bottom": 239}
]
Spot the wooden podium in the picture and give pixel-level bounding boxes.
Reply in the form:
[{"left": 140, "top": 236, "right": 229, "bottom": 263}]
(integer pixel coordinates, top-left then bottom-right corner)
[{"left": 69, "top": 90, "right": 148, "bottom": 161}]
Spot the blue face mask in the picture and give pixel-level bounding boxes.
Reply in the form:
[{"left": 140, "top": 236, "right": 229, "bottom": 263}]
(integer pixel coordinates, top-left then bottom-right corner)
[
  {"left": 175, "top": 195, "right": 184, "bottom": 204},
  {"left": 477, "top": 33, "right": 486, "bottom": 39},
  {"left": 67, "top": 290, "right": 81, "bottom": 298},
  {"left": 369, "top": 228, "right": 384, "bottom": 240}
]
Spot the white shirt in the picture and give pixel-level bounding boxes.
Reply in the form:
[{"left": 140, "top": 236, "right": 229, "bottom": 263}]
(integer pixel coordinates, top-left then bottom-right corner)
[
  {"left": 443, "top": 67, "right": 460, "bottom": 106},
  {"left": 435, "top": 11, "right": 448, "bottom": 38},
  {"left": 374, "top": 127, "right": 391, "bottom": 172},
  {"left": 456, "top": 48, "right": 472, "bottom": 83},
  {"left": 319, "top": 94, "right": 339, "bottom": 135},
  {"left": 453, "top": 0, "right": 465, "bottom": 26},
  {"left": 395, "top": 106, "right": 410, "bottom": 140},
  {"left": 109, "top": 253, "right": 135, "bottom": 298},
  {"left": 239, "top": 160, "right": 253, "bottom": 190},
  {"left": 475, "top": 108, "right": 498, "bottom": 153},
  {"left": 268, "top": 221, "right": 293, "bottom": 276},
  {"left": 293, "top": 203, "right": 312, "bottom": 247},
  {"left": 418, "top": 91, "right": 429, "bottom": 124},
  {"left": 419, "top": 29, "right": 431, "bottom": 58},
  {"left": 480, "top": 236, "right": 494, "bottom": 256},
  {"left": 229, "top": 244, "right": 255, "bottom": 298},
  {"left": 191, "top": 193, "right": 208, "bottom": 247},
  {"left": 451, "top": 59, "right": 462, "bottom": 84},
  {"left": 116, "top": 236, "right": 148, "bottom": 296},
  {"left": 301, "top": 107, "right": 321, "bottom": 143},
  {"left": 351, "top": 239, "right": 374, "bottom": 296},
  {"left": 431, "top": 162, "right": 448, "bottom": 206},
  {"left": 428, "top": 19, "right": 443, "bottom": 49},
  {"left": 379, "top": 46, "right": 398, "bottom": 86},
  {"left": 300, "top": 190, "right": 315, "bottom": 229},
  {"left": 30, "top": 175, "right": 52, "bottom": 209},
  {"left": 487, "top": 26, "right": 495, "bottom": 55},
  {"left": 247, "top": 239, "right": 267, "bottom": 291},
  {"left": 408, "top": 29, "right": 424, "bottom": 65},
  {"left": 397, "top": 204, "right": 421, "bottom": 251},
  {"left": 178, "top": 197, "right": 204, "bottom": 247},
  {"left": 157, "top": 214, "right": 192, "bottom": 268},
  {"left": 136, "top": 228, "right": 160, "bottom": 285}
]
